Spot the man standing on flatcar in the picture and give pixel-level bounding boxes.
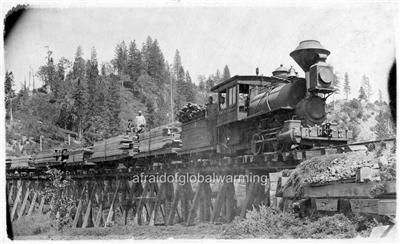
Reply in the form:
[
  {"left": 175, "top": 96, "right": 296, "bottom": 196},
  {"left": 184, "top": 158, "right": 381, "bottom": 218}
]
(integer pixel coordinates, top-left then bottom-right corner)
[{"left": 135, "top": 110, "right": 146, "bottom": 134}]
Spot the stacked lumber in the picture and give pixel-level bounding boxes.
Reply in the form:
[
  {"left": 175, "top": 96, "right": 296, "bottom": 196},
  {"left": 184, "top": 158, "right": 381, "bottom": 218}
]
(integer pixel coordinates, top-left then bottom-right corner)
[
  {"left": 177, "top": 103, "right": 206, "bottom": 123},
  {"left": 91, "top": 135, "right": 132, "bottom": 160},
  {"left": 138, "top": 123, "right": 182, "bottom": 153},
  {"left": 67, "top": 148, "right": 93, "bottom": 164},
  {"left": 6, "top": 156, "right": 32, "bottom": 169},
  {"left": 32, "top": 152, "right": 60, "bottom": 167},
  {"left": 283, "top": 150, "right": 396, "bottom": 198}
]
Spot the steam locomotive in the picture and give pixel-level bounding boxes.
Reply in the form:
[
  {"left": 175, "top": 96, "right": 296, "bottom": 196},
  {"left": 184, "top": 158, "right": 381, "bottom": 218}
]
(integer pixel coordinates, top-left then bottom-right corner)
[{"left": 183, "top": 40, "right": 352, "bottom": 156}]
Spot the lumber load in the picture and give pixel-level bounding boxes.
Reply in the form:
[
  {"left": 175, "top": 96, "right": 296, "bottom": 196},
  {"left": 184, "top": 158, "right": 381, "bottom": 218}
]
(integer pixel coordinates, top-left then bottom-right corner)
[
  {"left": 177, "top": 103, "right": 206, "bottom": 123},
  {"left": 137, "top": 123, "right": 182, "bottom": 153},
  {"left": 90, "top": 135, "right": 133, "bottom": 161},
  {"left": 6, "top": 156, "right": 32, "bottom": 169},
  {"left": 282, "top": 149, "right": 396, "bottom": 199},
  {"left": 66, "top": 148, "right": 93, "bottom": 164}
]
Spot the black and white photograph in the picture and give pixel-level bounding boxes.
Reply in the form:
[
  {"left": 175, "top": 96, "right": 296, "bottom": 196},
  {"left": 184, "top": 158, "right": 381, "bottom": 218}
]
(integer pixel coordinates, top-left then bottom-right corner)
[{"left": 1, "top": 0, "right": 398, "bottom": 241}]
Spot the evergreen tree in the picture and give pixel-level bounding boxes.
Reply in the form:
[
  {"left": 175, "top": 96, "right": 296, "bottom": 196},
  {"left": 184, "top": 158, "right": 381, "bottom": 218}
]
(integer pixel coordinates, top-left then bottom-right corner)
[
  {"left": 112, "top": 41, "right": 128, "bottom": 75},
  {"left": 206, "top": 75, "right": 215, "bottom": 91},
  {"left": 173, "top": 50, "right": 182, "bottom": 80},
  {"left": 106, "top": 75, "right": 121, "bottom": 136},
  {"left": 185, "top": 71, "right": 196, "bottom": 102},
  {"left": 198, "top": 75, "right": 206, "bottom": 91},
  {"left": 332, "top": 71, "right": 341, "bottom": 94},
  {"left": 5, "top": 71, "right": 15, "bottom": 119},
  {"left": 145, "top": 100, "right": 156, "bottom": 129},
  {"left": 223, "top": 65, "right": 231, "bottom": 80},
  {"left": 214, "top": 69, "right": 221, "bottom": 84},
  {"left": 175, "top": 66, "right": 186, "bottom": 110},
  {"left": 72, "top": 46, "right": 86, "bottom": 82},
  {"left": 361, "top": 74, "right": 372, "bottom": 101},
  {"left": 86, "top": 47, "right": 99, "bottom": 103},
  {"left": 127, "top": 40, "right": 142, "bottom": 82},
  {"left": 71, "top": 78, "right": 87, "bottom": 140},
  {"left": 378, "top": 89, "right": 383, "bottom": 105},
  {"left": 343, "top": 72, "right": 351, "bottom": 100},
  {"left": 358, "top": 85, "right": 367, "bottom": 101},
  {"left": 37, "top": 49, "right": 58, "bottom": 95},
  {"left": 374, "top": 110, "right": 394, "bottom": 139}
]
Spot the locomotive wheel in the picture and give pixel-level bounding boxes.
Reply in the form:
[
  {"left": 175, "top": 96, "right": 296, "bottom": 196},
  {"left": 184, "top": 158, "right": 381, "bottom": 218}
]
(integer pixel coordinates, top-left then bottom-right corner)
[{"left": 251, "top": 133, "right": 264, "bottom": 155}]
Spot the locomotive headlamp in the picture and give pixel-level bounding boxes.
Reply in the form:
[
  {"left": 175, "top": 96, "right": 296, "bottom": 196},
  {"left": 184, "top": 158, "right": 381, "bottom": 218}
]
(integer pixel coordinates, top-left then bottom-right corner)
[{"left": 318, "top": 67, "right": 334, "bottom": 85}]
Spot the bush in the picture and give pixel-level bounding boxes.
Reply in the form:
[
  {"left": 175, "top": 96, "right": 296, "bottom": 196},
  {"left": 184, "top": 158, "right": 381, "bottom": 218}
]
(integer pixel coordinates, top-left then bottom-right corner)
[
  {"left": 223, "top": 205, "right": 356, "bottom": 239},
  {"left": 12, "top": 214, "right": 52, "bottom": 236}
]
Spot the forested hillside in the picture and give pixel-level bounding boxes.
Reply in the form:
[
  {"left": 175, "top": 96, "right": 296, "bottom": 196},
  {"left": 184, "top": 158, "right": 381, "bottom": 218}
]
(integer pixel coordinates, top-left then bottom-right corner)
[{"left": 5, "top": 36, "right": 229, "bottom": 155}]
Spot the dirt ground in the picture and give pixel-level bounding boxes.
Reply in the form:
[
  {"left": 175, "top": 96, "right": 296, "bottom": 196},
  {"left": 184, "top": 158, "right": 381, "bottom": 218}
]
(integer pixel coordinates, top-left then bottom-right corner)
[{"left": 13, "top": 223, "right": 227, "bottom": 240}]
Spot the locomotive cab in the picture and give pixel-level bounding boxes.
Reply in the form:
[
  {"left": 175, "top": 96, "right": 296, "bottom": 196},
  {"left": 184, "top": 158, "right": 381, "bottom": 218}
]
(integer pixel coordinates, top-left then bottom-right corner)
[{"left": 212, "top": 75, "right": 282, "bottom": 126}]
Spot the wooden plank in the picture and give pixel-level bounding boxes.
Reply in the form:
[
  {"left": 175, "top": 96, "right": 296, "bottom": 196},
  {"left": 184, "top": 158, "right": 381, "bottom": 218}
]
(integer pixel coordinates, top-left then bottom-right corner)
[
  {"left": 211, "top": 183, "right": 227, "bottom": 223},
  {"left": 72, "top": 199, "right": 83, "bottom": 228},
  {"left": 378, "top": 200, "right": 396, "bottom": 216},
  {"left": 136, "top": 182, "right": 150, "bottom": 225},
  {"left": 225, "top": 182, "right": 235, "bottom": 222},
  {"left": 186, "top": 183, "right": 202, "bottom": 226},
  {"left": 72, "top": 186, "right": 86, "bottom": 228},
  {"left": 94, "top": 203, "right": 103, "bottom": 228},
  {"left": 82, "top": 200, "right": 93, "bottom": 228},
  {"left": 11, "top": 185, "right": 23, "bottom": 221},
  {"left": 38, "top": 195, "right": 45, "bottom": 214},
  {"left": 149, "top": 183, "right": 165, "bottom": 226},
  {"left": 315, "top": 198, "right": 338, "bottom": 211},
  {"left": 105, "top": 181, "right": 120, "bottom": 227},
  {"left": 27, "top": 192, "right": 38, "bottom": 216},
  {"left": 167, "top": 184, "right": 182, "bottom": 225},
  {"left": 18, "top": 187, "right": 31, "bottom": 219},
  {"left": 349, "top": 199, "right": 396, "bottom": 215},
  {"left": 240, "top": 182, "right": 254, "bottom": 218},
  {"left": 304, "top": 181, "right": 396, "bottom": 198}
]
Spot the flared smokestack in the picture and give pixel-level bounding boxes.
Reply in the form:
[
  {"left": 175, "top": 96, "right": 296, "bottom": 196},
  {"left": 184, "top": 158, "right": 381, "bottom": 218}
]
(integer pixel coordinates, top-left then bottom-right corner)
[{"left": 290, "top": 40, "right": 330, "bottom": 72}]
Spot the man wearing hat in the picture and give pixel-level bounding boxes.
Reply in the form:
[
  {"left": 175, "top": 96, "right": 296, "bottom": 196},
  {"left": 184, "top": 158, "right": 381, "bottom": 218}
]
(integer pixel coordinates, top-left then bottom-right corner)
[{"left": 135, "top": 110, "right": 146, "bottom": 134}]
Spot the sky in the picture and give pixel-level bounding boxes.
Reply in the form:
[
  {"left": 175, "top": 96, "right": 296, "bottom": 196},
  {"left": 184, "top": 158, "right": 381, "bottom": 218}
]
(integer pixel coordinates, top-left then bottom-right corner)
[{"left": 3, "top": 0, "right": 398, "bottom": 101}]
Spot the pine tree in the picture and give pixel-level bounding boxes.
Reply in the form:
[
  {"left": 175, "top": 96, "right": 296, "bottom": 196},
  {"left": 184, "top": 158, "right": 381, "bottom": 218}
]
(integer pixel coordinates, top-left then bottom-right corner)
[
  {"left": 112, "top": 41, "right": 128, "bottom": 75},
  {"left": 332, "top": 71, "right": 341, "bottom": 94},
  {"left": 361, "top": 74, "right": 372, "bottom": 101},
  {"left": 127, "top": 40, "right": 142, "bottom": 82},
  {"left": 206, "top": 75, "right": 215, "bottom": 91},
  {"left": 173, "top": 50, "right": 182, "bottom": 80},
  {"left": 214, "top": 69, "right": 222, "bottom": 84},
  {"left": 37, "top": 49, "right": 58, "bottom": 95},
  {"left": 223, "top": 65, "right": 231, "bottom": 80},
  {"left": 358, "top": 85, "right": 367, "bottom": 101},
  {"left": 72, "top": 46, "right": 86, "bottom": 82},
  {"left": 374, "top": 110, "right": 394, "bottom": 139},
  {"left": 5, "top": 71, "right": 15, "bottom": 119},
  {"left": 343, "top": 72, "right": 351, "bottom": 100},
  {"left": 185, "top": 71, "right": 196, "bottom": 102},
  {"left": 105, "top": 75, "right": 121, "bottom": 136},
  {"left": 378, "top": 89, "right": 383, "bottom": 105},
  {"left": 86, "top": 47, "right": 99, "bottom": 103},
  {"left": 71, "top": 78, "right": 88, "bottom": 140},
  {"left": 198, "top": 75, "right": 206, "bottom": 91}
]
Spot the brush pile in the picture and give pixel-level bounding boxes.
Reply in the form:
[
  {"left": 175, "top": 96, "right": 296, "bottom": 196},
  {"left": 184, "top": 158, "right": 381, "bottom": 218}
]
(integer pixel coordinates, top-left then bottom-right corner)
[
  {"left": 177, "top": 103, "right": 206, "bottom": 123},
  {"left": 283, "top": 149, "right": 396, "bottom": 198}
]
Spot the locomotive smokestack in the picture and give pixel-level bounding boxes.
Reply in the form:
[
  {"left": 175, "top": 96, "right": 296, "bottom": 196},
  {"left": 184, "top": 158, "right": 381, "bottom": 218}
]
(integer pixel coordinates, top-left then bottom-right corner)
[
  {"left": 290, "top": 40, "right": 330, "bottom": 72},
  {"left": 290, "top": 40, "right": 332, "bottom": 95}
]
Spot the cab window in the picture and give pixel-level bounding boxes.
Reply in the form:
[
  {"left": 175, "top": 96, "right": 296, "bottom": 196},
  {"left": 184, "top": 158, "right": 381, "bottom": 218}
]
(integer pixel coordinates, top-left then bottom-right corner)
[{"left": 228, "top": 86, "right": 236, "bottom": 107}]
